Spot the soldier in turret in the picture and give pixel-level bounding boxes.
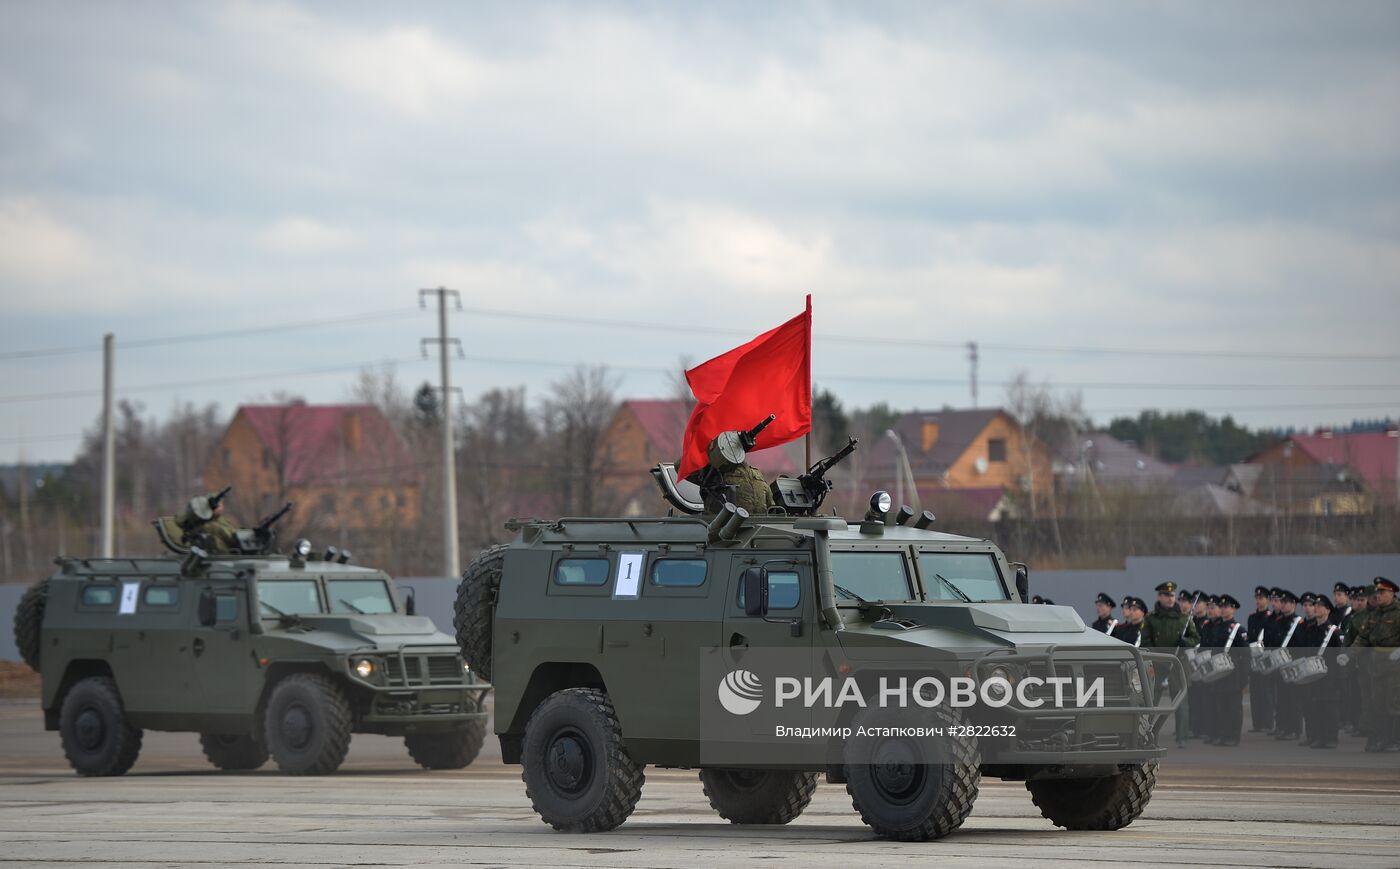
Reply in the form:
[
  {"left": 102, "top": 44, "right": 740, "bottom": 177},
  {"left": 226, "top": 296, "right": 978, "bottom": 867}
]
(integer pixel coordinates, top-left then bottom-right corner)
[
  {"left": 175, "top": 488, "right": 239, "bottom": 554},
  {"left": 699, "top": 430, "right": 774, "bottom": 515}
]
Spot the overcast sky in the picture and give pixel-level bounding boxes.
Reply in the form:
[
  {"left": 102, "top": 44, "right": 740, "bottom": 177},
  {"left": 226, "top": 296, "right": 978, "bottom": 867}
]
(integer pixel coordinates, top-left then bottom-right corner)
[{"left": 2, "top": 1, "right": 1399, "bottom": 463}]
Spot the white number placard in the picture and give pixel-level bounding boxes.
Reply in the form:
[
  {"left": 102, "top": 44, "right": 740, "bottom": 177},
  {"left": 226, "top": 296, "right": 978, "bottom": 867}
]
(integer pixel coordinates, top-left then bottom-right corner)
[
  {"left": 613, "top": 552, "right": 644, "bottom": 599},
  {"left": 119, "top": 582, "right": 140, "bottom": 615}
]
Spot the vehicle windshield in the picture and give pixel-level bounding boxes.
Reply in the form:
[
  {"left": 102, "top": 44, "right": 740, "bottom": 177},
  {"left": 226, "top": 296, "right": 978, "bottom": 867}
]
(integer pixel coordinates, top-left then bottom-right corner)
[
  {"left": 829, "top": 552, "right": 914, "bottom": 601},
  {"left": 259, "top": 580, "right": 321, "bottom": 616},
  {"left": 917, "top": 552, "right": 1009, "bottom": 602},
  {"left": 328, "top": 579, "right": 396, "bottom": 614}
]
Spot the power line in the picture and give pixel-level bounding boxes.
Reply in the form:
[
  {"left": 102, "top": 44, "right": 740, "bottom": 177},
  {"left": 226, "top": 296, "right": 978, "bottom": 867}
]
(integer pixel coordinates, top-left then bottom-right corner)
[{"left": 0, "top": 308, "right": 422, "bottom": 361}]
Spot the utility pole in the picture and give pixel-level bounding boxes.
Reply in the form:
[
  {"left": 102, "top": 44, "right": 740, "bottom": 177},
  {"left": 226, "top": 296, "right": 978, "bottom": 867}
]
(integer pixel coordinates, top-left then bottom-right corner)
[
  {"left": 967, "top": 341, "right": 979, "bottom": 408},
  {"left": 100, "top": 333, "right": 115, "bottom": 557},
  {"left": 420, "top": 288, "right": 462, "bottom": 578}
]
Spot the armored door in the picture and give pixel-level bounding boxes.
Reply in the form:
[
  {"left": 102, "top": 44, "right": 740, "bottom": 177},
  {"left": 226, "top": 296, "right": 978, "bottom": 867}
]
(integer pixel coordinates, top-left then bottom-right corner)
[{"left": 188, "top": 579, "right": 259, "bottom": 720}]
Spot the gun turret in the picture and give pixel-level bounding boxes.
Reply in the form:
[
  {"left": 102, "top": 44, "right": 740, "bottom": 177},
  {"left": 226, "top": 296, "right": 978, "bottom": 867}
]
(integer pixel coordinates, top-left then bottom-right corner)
[
  {"left": 255, "top": 501, "right": 293, "bottom": 540},
  {"left": 769, "top": 436, "right": 859, "bottom": 515},
  {"left": 208, "top": 486, "right": 232, "bottom": 511},
  {"left": 232, "top": 502, "right": 294, "bottom": 555}
]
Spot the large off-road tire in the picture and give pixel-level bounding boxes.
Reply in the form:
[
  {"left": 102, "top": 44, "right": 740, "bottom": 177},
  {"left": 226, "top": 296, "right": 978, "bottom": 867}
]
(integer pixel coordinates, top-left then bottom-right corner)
[
  {"left": 521, "top": 688, "right": 645, "bottom": 832},
  {"left": 699, "top": 768, "right": 819, "bottom": 825},
  {"left": 844, "top": 705, "right": 981, "bottom": 841},
  {"left": 405, "top": 718, "right": 488, "bottom": 770},
  {"left": 199, "top": 733, "right": 269, "bottom": 771},
  {"left": 263, "top": 673, "right": 353, "bottom": 775},
  {"left": 1026, "top": 762, "right": 1158, "bottom": 831},
  {"left": 13, "top": 578, "right": 49, "bottom": 672},
  {"left": 59, "top": 676, "right": 143, "bottom": 776},
  {"left": 454, "top": 544, "right": 507, "bottom": 682}
]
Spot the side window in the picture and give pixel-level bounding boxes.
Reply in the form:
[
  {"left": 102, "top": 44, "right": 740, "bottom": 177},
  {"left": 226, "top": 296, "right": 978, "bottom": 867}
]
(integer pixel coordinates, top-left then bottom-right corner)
[
  {"left": 142, "top": 585, "right": 179, "bottom": 608},
  {"left": 737, "top": 570, "right": 801, "bottom": 611},
  {"left": 214, "top": 593, "right": 239, "bottom": 623},
  {"left": 554, "top": 558, "right": 609, "bottom": 586},
  {"left": 988, "top": 438, "right": 1008, "bottom": 463},
  {"left": 651, "top": 559, "right": 707, "bottom": 587},
  {"left": 80, "top": 585, "right": 118, "bottom": 607}
]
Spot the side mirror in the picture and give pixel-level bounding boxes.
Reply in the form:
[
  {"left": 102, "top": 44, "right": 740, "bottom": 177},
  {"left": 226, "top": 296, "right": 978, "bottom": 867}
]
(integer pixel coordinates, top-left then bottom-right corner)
[
  {"left": 1014, "top": 565, "right": 1030, "bottom": 602},
  {"left": 197, "top": 589, "right": 217, "bottom": 627},
  {"left": 403, "top": 586, "right": 417, "bottom": 616},
  {"left": 742, "top": 567, "right": 769, "bottom": 617}
]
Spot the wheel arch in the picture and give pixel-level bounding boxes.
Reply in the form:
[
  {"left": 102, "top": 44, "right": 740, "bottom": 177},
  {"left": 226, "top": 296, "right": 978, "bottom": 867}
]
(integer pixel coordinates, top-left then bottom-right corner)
[
  {"left": 500, "top": 661, "right": 607, "bottom": 763},
  {"left": 45, "top": 659, "right": 116, "bottom": 730},
  {"left": 252, "top": 661, "right": 343, "bottom": 742}
]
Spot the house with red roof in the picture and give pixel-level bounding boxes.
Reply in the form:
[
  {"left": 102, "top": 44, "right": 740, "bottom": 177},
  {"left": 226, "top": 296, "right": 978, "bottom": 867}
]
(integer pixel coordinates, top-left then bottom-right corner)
[
  {"left": 1248, "top": 428, "right": 1399, "bottom": 512},
  {"left": 202, "top": 403, "right": 419, "bottom": 530},
  {"left": 599, "top": 399, "right": 798, "bottom": 516}
]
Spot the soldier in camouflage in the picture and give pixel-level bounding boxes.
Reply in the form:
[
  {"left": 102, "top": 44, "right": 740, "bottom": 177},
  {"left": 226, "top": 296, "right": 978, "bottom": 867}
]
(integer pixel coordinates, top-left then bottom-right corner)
[
  {"left": 1347, "top": 576, "right": 1400, "bottom": 752},
  {"left": 699, "top": 430, "right": 774, "bottom": 515},
  {"left": 176, "top": 491, "right": 240, "bottom": 554},
  {"left": 1139, "top": 581, "right": 1199, "bottom": 748}
]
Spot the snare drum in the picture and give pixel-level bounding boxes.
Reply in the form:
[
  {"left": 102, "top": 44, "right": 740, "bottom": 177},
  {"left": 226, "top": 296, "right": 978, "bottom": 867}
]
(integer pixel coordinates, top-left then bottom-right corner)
[
  {"left": 1253, "top": 648, "right": 1293, "bottom": 675},
  {"left": 1280, "top": 655, "right": 1328, "bottom": 686},
  {"left": 1196, "top": 652, "right": 1236, "bottom": 684}
]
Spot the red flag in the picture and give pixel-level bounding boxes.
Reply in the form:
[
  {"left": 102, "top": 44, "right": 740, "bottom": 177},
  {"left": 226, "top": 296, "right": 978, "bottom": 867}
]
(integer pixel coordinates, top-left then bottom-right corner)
[{"left": 677, "top": 295, "right": 812, "bottom": 479}]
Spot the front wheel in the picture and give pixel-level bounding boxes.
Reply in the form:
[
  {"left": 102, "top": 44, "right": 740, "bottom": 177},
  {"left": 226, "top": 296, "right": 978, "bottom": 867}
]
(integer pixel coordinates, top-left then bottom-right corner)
[
  {"left": 59, "top": 676, "right": 143, "bottom": 776},
  {"left": 405, "top": 719, "right": 488, "bottom": 770},
  {"left": 1026, "top": 762, "right": 1158, "bottom": 830},
  {"left": 844, "top": 706, "right": 980, "bottom": 841},
  {"left": 521, "top": 688, "right": 644, "bottom": 832},
  {"left": 199, "top": 733, "right": 269, "bottom": 771},
  {"left": 699, "top": 768, "right": 818, "bottom": 825},
  {"left": 263, "top": 673, "right": 352, "bottom": 775}
]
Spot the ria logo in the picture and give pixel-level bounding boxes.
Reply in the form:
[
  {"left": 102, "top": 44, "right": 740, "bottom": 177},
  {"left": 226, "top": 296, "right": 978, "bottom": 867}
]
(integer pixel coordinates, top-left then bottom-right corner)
[{"left": 717, "top": 669, "right": 764, "bottom": 716}]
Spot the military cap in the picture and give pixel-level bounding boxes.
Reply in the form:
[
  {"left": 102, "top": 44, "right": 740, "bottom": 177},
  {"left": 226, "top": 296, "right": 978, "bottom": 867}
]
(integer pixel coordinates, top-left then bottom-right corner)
[
  {"left": 1135, "top": 596, "right": 1150, "bottom": 610},
  {"left": 1278, "top": 590, "right": 1297, "bottom": 603},
  {"left": 1209, "top": 595, "right": 1223, "bottom": 606},
  {"left": 1155, "top": 581, "right": 1178, "bottom": 595},
  {"left": 1254, "top": 585, "right": 1270, "bottom": 597},
  {"left": 1299, "top": 592, "right": 1315, "bottom": 604},
  {"left": 1270, "top": 587, "right": 1285, "bottom": 598},
  {"left": 1314, "top": 596, "right": 1334, "bottom": 611},
  {"left": 1351, "top": 586, "right": 1367, "bottom": 598},
  {"left": 1095, "top": 592, "right": 1115, "bottom": 607},
  {"left": 1334, "top": 581, "right": 1350, "bottom": 593},
  {"left": 1221, "top": 594, "right": 1240, "bottom": 609},
  {"left": 1031, "top": 595, "right": 1043, "bottom": 604},
  {"left": 1040, "top": 598, "right": 1056, "bottom": 605},
  {"left": 1376, "top": 577, "right": 1399, "bottom": 594}
]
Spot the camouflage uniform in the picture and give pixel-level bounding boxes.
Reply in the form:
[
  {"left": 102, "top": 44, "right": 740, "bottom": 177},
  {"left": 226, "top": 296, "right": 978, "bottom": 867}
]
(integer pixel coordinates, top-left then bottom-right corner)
[
  {"left": 177, "top": 493, "right": 240, "bottom": 554},
  {"left": 1140, "top": 596, "right": 1199, "bottom": 747},
  {"left": 1349, "top": 593, "right": 1400, "bottom": 750},
  {"left": 702, "top": 464, "right": 774, "bottom": 515}
]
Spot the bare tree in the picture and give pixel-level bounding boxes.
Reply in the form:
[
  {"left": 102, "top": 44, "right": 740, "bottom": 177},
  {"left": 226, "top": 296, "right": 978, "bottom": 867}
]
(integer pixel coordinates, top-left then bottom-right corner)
[{"left": 541, "top": 365, "right": 621, "bottom": 517}]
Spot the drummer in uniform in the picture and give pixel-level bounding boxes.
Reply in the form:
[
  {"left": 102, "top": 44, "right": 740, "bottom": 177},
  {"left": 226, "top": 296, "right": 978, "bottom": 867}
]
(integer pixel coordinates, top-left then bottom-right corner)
[
  {"left": 1188, "top": 594, "right": 1219, "bottom": 740},
  {"left": 1206, "top": 594, "right": 1248, "bottom": 746},
  {"left": 1247, "top": 585, "right": 1275, "bottom": 733},
  {"left": 1091, "top": 592, "right": 1117, "bottom": 634},
  {"left": 1301, "top": 595, "right": 1343, "bottom": 749},
  {"left": 1269, "top": 590, "right": 1305, "bottom": 741}
]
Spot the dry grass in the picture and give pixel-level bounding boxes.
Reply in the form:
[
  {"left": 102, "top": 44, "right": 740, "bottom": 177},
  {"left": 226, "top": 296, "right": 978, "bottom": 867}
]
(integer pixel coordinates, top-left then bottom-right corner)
[{"left": 0, "top": 661, "right": 40, "bottom": 699}]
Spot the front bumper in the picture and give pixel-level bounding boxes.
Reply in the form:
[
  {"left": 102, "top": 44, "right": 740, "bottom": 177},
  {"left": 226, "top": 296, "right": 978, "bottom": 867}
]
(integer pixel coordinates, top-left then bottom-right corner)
[
  {"left": 346, "top": 647, "right": 492, "bottom": 726},
  {"left": 970, "top": 643, "right": 1186, "bottom": 763}
]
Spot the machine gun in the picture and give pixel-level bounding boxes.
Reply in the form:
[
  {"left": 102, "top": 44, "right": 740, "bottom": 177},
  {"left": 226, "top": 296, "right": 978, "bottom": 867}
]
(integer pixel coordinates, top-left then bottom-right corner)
[
  {"left": 207, "top": 485, "right": 232, "bottom": 511},
  {"left": 232, "top": 501, "right": 294, "bottom": 555},
  {"left": 739, "top": 414, "right": 776, "bottom": 451},
  {"left": 770, "top": 436, "right": 859, "bottom": 515}
]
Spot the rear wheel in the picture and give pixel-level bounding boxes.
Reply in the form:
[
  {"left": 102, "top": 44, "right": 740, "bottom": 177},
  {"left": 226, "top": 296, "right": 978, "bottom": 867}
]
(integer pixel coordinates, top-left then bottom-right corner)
[
  {"left": 454, "top": 544, "right": 506, "bottom": 681},
  {"left": 13, "top": 578, "right": 49, "bottom": 671},
  {"left": 59, "top": 676, "right": 143, "bottom": 776},
  {"left": 699, "top": 768, "right": 818, "bottom": 825},
  {"left": 844, "top": 706, "right": 980, "bottom": 841},
  {"left": 1026, "top": 762, "right": 1158, "bottom": 830},
  {"left": 199, "top": 733, "right": 269, "bottom": 771},
  {"left": 521, "top": 688, "right": 644, "bottom": 832},
  {"left": 405, "top": 718, "right": 488, "bottom": 770},
  {"left": 263, "top": 673, "right": 352, "bottom": 775}
]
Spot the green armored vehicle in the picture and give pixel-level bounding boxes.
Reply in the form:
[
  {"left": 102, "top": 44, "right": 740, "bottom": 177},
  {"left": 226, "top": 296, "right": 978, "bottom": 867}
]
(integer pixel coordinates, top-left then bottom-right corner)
[
  {"left": 13, "top": 501, "right": 489, "bottom": 777},
  {"left": 454, "top": 441, "right": 1184, "bottom": 841}
]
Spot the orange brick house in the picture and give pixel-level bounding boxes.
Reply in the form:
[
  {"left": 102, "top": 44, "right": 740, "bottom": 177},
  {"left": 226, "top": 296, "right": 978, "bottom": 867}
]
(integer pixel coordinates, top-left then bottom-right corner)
[
  {"left": 865, "top": 408, "right": 1054, "bottom": 518},
  {"left": 202, "top": 403, "right": 419, "bottom": 530}
]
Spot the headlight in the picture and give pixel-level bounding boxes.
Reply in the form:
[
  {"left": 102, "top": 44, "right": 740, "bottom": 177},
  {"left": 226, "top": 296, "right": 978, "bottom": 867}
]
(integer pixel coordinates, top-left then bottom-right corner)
[
  {"left": 462, "top": 661, "right": 471, "bottom": 674},
  {"left": 294, "top": 538, "right": 313, "bottom": 558},
  {"left": 353, "top": 658, "right": 375, "bottom": 679},
  {"left": 989, "top": 665, "right": 1018, "bottom": 684},
  {"left": 870, "top": 491, "right": 892, "bottom": 515},
  {"left": 983, "top": 665, "right": 1017, "bottom": 703}
]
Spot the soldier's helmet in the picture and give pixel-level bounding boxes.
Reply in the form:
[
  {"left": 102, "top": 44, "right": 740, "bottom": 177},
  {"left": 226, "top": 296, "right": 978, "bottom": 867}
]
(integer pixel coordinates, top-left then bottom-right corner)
[
  {"left": 708, "top": 431, "right": 747, "bottom": 471},
  {"left": 177, "top": 494, "right": 215, "bottom": 530}
]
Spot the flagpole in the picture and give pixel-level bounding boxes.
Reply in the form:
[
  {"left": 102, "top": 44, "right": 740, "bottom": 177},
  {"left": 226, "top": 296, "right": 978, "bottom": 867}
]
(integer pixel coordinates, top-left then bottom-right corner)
[{"left": 805, "top": 294, "right": 812, "bottom": 469}]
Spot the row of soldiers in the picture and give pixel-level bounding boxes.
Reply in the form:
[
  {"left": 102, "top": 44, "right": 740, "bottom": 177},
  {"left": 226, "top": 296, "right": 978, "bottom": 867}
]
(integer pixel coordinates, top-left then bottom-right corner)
[{"left": 1086, "top": 577, "right": 1400, "bottom": 751}]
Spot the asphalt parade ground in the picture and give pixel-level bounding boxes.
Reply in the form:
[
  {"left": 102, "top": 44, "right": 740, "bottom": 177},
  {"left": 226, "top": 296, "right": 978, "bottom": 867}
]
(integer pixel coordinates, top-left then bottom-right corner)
[{"left": 1, "top": 700, "right": 1398, "bottom": 868}]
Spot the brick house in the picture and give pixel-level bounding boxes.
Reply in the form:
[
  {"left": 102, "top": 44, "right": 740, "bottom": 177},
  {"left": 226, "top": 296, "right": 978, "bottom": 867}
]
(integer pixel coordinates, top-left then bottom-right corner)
[
  {"left": 202, "top": 403, "right": 419, "bottom": 530},
  {"left": 1249, "top": 429, "right": 1399, "bottom": 512}
]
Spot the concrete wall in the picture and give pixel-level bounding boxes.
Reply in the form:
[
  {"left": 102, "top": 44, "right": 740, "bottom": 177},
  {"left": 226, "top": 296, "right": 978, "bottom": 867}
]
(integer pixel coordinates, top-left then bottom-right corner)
[{"left": 4, "top": 555, "right": 1398, "bottom": 660}]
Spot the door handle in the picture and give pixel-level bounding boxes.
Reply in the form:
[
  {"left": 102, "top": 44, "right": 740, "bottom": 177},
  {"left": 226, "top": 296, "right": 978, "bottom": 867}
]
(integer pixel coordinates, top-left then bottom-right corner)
[
  {"left": 192, "top": 637, "right": 205, "bottom": 657},
  {"left": 729, "top": 632, "right": 749, "bottom": 649}
]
